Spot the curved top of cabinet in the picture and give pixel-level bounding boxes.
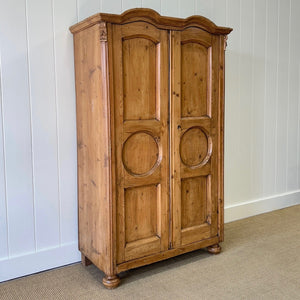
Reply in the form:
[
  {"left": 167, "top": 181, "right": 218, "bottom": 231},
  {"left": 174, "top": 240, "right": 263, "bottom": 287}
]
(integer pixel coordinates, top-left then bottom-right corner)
[{"left": 69, "top": 8, "right": 232, "bottom": 35}]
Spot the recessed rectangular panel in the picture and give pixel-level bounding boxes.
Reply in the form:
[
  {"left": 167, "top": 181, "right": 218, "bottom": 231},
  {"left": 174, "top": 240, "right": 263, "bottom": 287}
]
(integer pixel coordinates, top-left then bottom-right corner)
[
  {"left": 125, "top": 184, "right": 158, "bottom": 243},
  {"left": 181, "top": 43, "right": 211, "bottom": 117},
  {"left": 181, "top": 176, "right": 208, "bottom": 229},
  {"left": 123, "top": 38, "right": 157, "bottom": 120}
]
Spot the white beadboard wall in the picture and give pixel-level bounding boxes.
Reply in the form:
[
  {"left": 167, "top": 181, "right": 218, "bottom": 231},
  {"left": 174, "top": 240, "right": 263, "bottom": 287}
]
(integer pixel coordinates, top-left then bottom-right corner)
[{"left": 0, "top": 0, "right": 300, "bottom": 282}]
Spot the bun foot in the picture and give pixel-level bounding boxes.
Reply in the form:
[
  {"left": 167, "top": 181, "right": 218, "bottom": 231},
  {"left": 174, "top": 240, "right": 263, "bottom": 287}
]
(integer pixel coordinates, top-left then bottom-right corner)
[
  {"left": 102, "top": 275, "right": 120, "bottom": 289},
  {"left": 207, "top": 244, "right": 221, "bottom": 254}
]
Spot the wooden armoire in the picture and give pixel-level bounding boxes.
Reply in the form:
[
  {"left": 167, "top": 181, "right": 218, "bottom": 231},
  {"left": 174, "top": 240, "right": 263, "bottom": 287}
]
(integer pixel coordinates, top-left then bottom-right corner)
[{"left": 70, "top": 8, "right": 232, "bottom": 289}]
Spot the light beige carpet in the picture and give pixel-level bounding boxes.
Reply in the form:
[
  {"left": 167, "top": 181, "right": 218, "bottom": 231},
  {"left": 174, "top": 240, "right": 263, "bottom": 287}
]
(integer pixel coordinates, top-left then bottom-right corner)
[{"left": 1, "top": 205, "right": 300, "bottom": 300}]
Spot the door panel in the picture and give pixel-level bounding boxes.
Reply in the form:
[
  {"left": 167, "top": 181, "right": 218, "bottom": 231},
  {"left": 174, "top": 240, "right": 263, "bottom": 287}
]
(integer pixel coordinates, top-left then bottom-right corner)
[
  {"left": 122, "top": 38, "right": 157, "bottom": 121},
  {"left": 181, "top": 42, "right": 211, "bottom": 118},
  {"left": 171, "top": 28, "right": 220, "bottom": 247},
  {"left": 181, "top": 176, "right": 209, "bottom": 229},
  {"left": 112, "top": 22, "right": 169, "bottom": 263}
]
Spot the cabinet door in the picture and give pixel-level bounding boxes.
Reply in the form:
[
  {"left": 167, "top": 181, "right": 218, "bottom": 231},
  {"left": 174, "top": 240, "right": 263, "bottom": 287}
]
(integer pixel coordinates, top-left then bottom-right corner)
[
  {"left": 111, "top": 22, "right": 169, "bottom": 263},
  {"left": 170, "top": 28, "right": 221, "bottom": 247}
]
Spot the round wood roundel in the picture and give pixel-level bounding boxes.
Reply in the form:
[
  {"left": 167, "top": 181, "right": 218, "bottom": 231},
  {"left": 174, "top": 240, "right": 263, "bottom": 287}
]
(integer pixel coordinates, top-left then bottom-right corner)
[
  {"left": 122, "top": 131, "right": 161, "bottom": 176},
  {"left": 180, "top": 126, "right": 212, "bottom": 168}
]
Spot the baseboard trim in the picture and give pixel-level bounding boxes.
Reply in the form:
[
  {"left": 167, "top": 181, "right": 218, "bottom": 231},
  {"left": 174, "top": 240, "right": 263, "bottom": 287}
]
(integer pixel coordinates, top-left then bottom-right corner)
[
  {"left": 0, "top": 242, "right": 81, "bottom": 282},
  {"left": 224, "top": 190, "right": 300, "bottom": 223}
]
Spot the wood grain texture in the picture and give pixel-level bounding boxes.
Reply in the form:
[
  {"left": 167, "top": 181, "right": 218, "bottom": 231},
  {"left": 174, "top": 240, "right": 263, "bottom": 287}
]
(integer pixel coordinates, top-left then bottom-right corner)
[
  {"left": 181, "top": 42, "right": 210, "bottom": 118},
  {"left": 218, "top": 35, "right": 226, "bottom": 241},
  {"left": 171, "top": 27, "right": 221, "bottom": 249},
  {"left": 73, "top": 23, "right": 112, "bottom": 275},
  {"left": 122, "top": 132, "right": 159, "bottom": 176},
  {"left": 180, "top": 127, "right": 210, "bottom": 167},
  {"left": 125, "top": 185, "right": 158, "bottom": 243},
  {"left": 181, "top": 176, "right": 207, "bottom": 229},
  {"left": 71, "top": 8, "right": 229, "bottom": 288},
  {"left": 3, "top": 0, "right": 300, "bottom": 285},
  {"left": 122, "top": 38, "right": 157, "bottom": 121},
  {"left": 70, "top": 8, "right": 233, "bottom": 34},
  {"left": 117, "top": 236, "right": 219, "bottom": 272},
  {"left": 111, "top": 21, "right": 169, "bottom": 265},
  {"left": 102, "top": 275, "right": 120, "bottom": 289}
]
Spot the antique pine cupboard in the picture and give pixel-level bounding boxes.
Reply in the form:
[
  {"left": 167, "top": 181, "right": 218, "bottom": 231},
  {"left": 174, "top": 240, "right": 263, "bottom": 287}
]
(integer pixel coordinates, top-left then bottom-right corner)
[{"left": 70, "top": 8, "right": 232, "bottom": 289}]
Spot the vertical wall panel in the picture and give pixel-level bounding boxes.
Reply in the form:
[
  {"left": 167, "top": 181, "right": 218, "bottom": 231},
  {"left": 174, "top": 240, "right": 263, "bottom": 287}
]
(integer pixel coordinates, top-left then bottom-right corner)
[
  {"left": 251, "top": 0, "right": 266, "bottom": 198},
  {"left": 263, "top": 0, "right": 279, "bottom": 196},
  {"left": 52, "top": 0, "right": 78, "bottom": 244},
  {"left": 77, "top": 0, "right": 101, "bottom": 21},
  {"left": 161, "top": 0, "right": 179, "bottom": 17},
  {"left": 224, "top": 0, "right": 241, "bottom": 205},
  {"left": 211, "top": 0, "right": 226, "bottom": 25},
  {"left": 102, "top": 0, "right": 122, "bottom": 13},
  {"left": 195, "top": 0, "right": 213, "bottom": 20},
  {"left": 287, "top": 0, "right": 300, "bottom": 190},
  {"left": 26, "top": 0, "right": 60, "bottom": 251},
  {"left": 0, "top": 0, "right": 35, "bottom": 256},
  {"left": 298, "top": 35, "right": 300, "bottom": 189},
  {"left": 0, "top": 53, "right": 8, "bottom": 259},
  {"left": 239, "top": 0, "right": 254, "bottom": 201},
  {"left": 142, "top": 0, "right": 161, "bottom": 13},
  {"left": 298, "top": 61, "right": 300, "bottom": 189},
  {"left": 276, "top": 0, "right": 290, "bottom": 193},
  {"left": 122, "top": 0, "right": 142, "bottom": 11},
  {"left": 180, "top": 0, "right": 195, "bottom": 17}
]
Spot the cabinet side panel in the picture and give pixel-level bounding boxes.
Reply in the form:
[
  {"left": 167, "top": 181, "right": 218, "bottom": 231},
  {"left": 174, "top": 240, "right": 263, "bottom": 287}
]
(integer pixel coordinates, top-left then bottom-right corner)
[
  {"left": 73, "top": 24, "right": 111, "bottom": 274},
  {"left": 218, "top": 35, "right": 226, "bottom": 242}
]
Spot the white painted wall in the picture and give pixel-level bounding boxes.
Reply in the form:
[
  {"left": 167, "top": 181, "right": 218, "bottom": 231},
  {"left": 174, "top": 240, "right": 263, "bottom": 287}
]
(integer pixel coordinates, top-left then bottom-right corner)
[{"left": 0, "top": 0, "right": 299, "bottom": 282}]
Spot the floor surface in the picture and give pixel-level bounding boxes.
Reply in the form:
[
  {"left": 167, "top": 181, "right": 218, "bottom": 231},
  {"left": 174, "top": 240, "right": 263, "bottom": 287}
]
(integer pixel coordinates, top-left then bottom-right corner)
[{"left": 1, "top": 205, "right": 300, "bottom": 299}]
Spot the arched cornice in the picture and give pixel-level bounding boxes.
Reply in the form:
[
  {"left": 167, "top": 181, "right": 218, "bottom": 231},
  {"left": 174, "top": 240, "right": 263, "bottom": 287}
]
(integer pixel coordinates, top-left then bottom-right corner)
[{"left": 70, "top": 8, "right": 233, "bottom": 35}]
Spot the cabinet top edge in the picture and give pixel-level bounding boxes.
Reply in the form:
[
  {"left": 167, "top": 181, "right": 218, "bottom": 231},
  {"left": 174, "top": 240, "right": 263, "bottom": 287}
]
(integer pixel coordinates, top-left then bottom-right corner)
[{"left": 69, "top": 8, "right": 233, "bottom": 35}]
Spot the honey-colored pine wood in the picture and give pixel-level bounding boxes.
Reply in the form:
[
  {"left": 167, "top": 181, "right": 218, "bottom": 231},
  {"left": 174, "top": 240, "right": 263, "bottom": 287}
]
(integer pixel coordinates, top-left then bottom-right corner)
[
  {"left": 207, "top": 243, "right": 222, "bottom": 254},
  {"left": 69, "top": 8, "right": 232, "bottom": 35},
  {"left": 102, "top": 275, "right": 121, "bottom": 289},
  {"left": 111, "top": 21, "right": 170, "bottom": 264},
  {"left": 81, "top": 254, "right": 92, "bottom": 266},
  {"left": 171, "top": 27, "right": 220, "bottom": 248},
  {"left": 70, "top": 8, "right": 232, "bottom": 289},
  {"left": 73, "top": 23, "right": 113, "bottom": 277}
]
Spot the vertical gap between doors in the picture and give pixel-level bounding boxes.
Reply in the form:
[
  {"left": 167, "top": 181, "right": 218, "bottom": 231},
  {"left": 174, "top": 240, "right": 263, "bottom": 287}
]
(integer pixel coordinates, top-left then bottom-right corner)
[{"left": 168, "top": 30, "right": 172, "bottom": 250}]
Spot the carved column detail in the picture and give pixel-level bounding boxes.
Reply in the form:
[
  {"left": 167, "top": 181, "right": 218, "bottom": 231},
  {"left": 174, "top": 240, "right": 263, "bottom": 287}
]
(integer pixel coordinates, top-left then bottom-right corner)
[
  {"left": 99, "top": 22, "right": 107, "bottom": 42},
  {"left": 224, "top": 35, "right": 228, "bottom": 50}
]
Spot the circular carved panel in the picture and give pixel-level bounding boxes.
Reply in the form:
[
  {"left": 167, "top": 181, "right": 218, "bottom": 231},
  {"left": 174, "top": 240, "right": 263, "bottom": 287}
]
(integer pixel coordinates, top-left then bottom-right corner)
[
  {"left": 180, "top": 127, "right": 212, "bottom": 168},
  {"left": 122, "top": 131, "right": 160, "bottom": 176}
]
